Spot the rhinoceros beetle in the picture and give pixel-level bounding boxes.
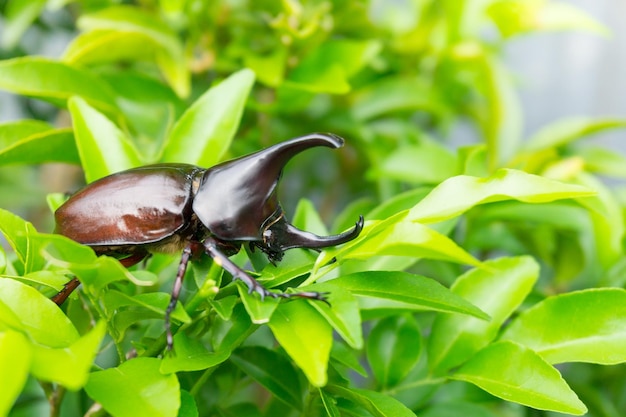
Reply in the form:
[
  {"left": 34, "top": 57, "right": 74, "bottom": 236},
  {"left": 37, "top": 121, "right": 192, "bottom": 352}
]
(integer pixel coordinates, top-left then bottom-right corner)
[{"left": 54, "top": 133, "right": 364, "bottom": 349}]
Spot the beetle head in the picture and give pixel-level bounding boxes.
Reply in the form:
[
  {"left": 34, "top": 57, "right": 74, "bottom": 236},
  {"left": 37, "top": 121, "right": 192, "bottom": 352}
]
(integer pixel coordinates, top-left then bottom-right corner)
[{"left": 192, "top": 133, "right": 363, "bottom": 256}]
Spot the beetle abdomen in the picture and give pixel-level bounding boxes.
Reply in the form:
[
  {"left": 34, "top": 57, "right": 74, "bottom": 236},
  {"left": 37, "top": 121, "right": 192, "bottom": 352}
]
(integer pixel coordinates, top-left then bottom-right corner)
[{"left": 55, "top": 164, "right": 203, "bottom": 247}]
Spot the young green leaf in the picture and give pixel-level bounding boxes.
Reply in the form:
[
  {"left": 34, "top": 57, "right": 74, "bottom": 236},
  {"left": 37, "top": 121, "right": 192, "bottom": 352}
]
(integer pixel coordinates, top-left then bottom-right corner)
[
  {"left": 69, "top": 96, "right": 143, "bottom": 182},
  {"left": 366, "top": 315, "right": 422, "bottom": 389},
  {"left": 0, "top": 278, "right": 79, "bottom": 348},
  {"left": 328, "top": 271, "right": 489, "bottom": 320},
  {"left": 501, "top": 288, "right": 626, "bottom": 365},
  {"left": 230, "top": 346, "right": 303, "bottom": 410},
  {"left": 301, "top": 283, "right": 363, "bottom": 349},
  {"left": 86, "top": 358, "right": 181, "bottom": 417},
  {"left": 428, "top": 256, "right": 539, "bottom": 374},
  {"left": 160, "top": 333, "right": 230, "bottom": 373},
  {"left": 452, "top": 341, "right": 587, "bottom": 415},
  {"left": 0, "top": 127, "right": 77, "bottom": 165},
  {"left": 161, "top": 69, "right": 255, "bottom": 167},
  {"left": 30, "top": 321, "right": 106, "bottom": 389},
  {"left": 0, "top": 208, "right": 42, "bottom": 274},
  {"left": 237, "top": 282, "right": 280, "bottom": 324},
  {"left": 0, "top": 330, "right": 32, "bottom": 417},
  {"left": 407, "top": 169, "right": 595, "bottom": 223},
  {"left": 0, "top": 57, "right": 117, "bottom": 113},
  {"left": 268, "top": 301, "right": 332, "bottom": 387}
]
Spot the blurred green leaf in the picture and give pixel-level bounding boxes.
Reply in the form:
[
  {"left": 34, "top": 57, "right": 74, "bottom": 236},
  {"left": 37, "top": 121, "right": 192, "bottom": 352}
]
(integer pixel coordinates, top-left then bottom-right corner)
[
  {"left": 488, "top": 0, "right": 609, "bottom": 38},
  {"left": 69, "top": 96, "right": 143, "bottom": 182},
  {"left": 287, "top": 40, "right": 381, "bottom": 94},
  {"left": 328, "top": 271, "right": 489, "bottom": 320},
  {"left": 0, "top": 121, "right": 77, "bottom": 165},
  {"left": 407, "top": 169, "right": 595, "bottom": 223},
  {"left": 0, "top": 57, "right": 117, "bottom": 113},
  {"left": 76, "top": 6, "right": 189, "bottom": 97},
  {"left": 523, "top": 117, "right": 626, "bottom": 152},
  {"left": 453, "top": 341, "right": 587, "bottom": 415},
  {"left": 1, "top": 0, "right": 47, "bottom": 49},
  {"left": 366, "top": 314, "right": 421, "bottom": 389},
  {"left": 230, "top": 346, "right": 303, "bottom": 410},
  {"left": 86, "top": 357, "right": 180, "bottom": 417},
  {"left": 161, "top": 69, "right": 255, "bottom": 167},
  {"left": 0, "top": 330, "right": 31, "bottom": 416},
  {"left": 428, "top": 256, "right": 539, "bottom": 374},
  {"left": 372, "top": 140, "right": 458, "bottom": 184},
  {"left": 579, "top": 146, "right": 626, "bottom": 178},
  {"left": 501, "top": 288, "right": 626, "bottom": 365},
  {"left": 268, "top": 301, "right": 332, "bottom": 387}
]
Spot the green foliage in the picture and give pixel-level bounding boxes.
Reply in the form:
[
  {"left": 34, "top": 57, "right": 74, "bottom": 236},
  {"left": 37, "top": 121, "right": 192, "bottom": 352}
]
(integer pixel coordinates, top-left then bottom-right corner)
[{"left": 0, "top": 1, "right": 624, "bottom": 417}]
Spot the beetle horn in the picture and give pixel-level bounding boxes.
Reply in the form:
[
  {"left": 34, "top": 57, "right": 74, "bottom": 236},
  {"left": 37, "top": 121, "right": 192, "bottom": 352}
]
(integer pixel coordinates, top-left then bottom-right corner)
[
  {"left": 194, "top": 133, "right": 350, "bottom": 241},
  {"left": 265, "top": 215, "right": 364, "bottom": 252}
]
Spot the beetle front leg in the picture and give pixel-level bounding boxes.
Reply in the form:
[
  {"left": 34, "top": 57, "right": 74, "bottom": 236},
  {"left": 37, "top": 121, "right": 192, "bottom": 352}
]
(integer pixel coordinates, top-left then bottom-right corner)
[
  {"left": 203, "top": 237, "right": 327, "bottom": 303},
  {"left": 164, "top": 244, "right": 193, "bottom": 351}
]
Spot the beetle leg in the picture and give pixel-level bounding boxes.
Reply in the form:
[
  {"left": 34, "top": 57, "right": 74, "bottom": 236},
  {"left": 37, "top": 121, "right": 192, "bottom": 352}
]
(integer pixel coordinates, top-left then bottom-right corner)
[
  {"left": 51, "top": 276, "right": 81, "bottom": 305},
  {"left": 164, "top": 244, "right": 193, "bottom": 351},
  {"left": 203, "top": 237, "right": 328, "bottom": 303}
]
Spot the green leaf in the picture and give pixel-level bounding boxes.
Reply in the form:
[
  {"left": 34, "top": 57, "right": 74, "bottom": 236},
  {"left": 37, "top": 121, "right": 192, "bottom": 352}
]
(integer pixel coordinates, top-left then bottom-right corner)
[
  {"left": 0, "top": 330, "right": 32, "bottom": 417},
  {"left": 302, "top": 283, "right": 363, "bottom": 349},
  {"left": 428, "top": 256, "right": 539, "bottom": 374},
  {"left": 1, "top": 0, "right": 47, "bottom": 49},
  {"left": 352, "top": 77, "right": 437, "bottom": 121},
  {"left": 326, "top": 385, "right": 417, "bottom": 417},
  {"left": 523, "top": 117, "right": 626, "bottom": 152},
  {"left": 0, "top": 121, "right": 78, "bottom": 165},
  {"left": 30, "top": 321, "right": 106, "bottom": 389},
  {"left": 0, "top": 57, "right": 117, "bottom": 113},
  {"left": 488, "top": 0, "right": 609, "bottom": 38},
  {"left": 230, "top": 346, "right": 303, "bottom": 410},
  {"left": 501, "top": 288, "right": 626, "bottom": 365},
  {"left": 372, "top": 141, "right": 458, "bottom": 184},
  {"left": 0, "top": 208, "right": 43, "bottom": 274},
  {"left": 160, "top": 333, "right": 230, "bottom": 373},
  {"left": 287, "top": 40, "right": 381, "bottom": 94},
  {"left": 328, "top": 271, "right": 489, "bottom": 320},
  {"left": 0, "top": 278, "right": 79, "bottom": 348},
  {"left": 315, "top": 218, "right": 480, "bottom": 272},
  {"left": 579, "top": 146, "right": 626, "bottom": 178},
  {"left": 85, "top": 358, "right": 180, "bottom": 417},
  {"left": 237, "top": 282, "right": 280, "bottom": 324},
  {"left": 161, "top": 69, "right": 255, "bottom": 167},
  {"left": 69, "top": 96, "right": 143, "bottom": 182},
  {"left": 366, "top": 315, "right": 421, "bottom": 389},
  {"left": 76, "top": 6, "right": 189, "bottom": 97},
  {"left": 268, "top": 301, "right": 332, "bottom": 387},
  {"left": 407, "top": 169, "right": 595, "bottom": 223},
  {"left": 319, "top": 388, "right": 341, "bottom": 417},
  {"left": 453, "top": 341, "right": 587, "bottom": 415}
]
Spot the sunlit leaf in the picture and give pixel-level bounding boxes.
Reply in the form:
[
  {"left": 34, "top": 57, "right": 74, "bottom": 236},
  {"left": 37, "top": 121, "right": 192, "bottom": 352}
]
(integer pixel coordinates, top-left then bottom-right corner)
[
  {"left": 69, "top": 96, "right": 143, "bottom": 182},
  {"left": 407, "top": 169, "right": 595, "bottom": 223},
  {"left": 161, "top": 69, "right": 255, "bottom": 167},
  {"left": 86, "top": 358, "right": 180, "bottom": 417},
  {"left": 328, "top": 271, "right": 489, "bottom": 320},
  {"left": 268, "top": 301, "right": 332, "bottom": 387},
  {"left": 160, "top": 333, "right": 230, "bottom": 373},
  {"left": 0, "top": 121, "right": 77, "bottom": 165},
  {"left": 453, "top": 341, "right": 587, "bottom": 415},
  {"left": 326, "top": 385, "right": 417, "bottom": 417},
  {"left": 428, "top": 256, "right": 539, "bottom": 374},
  {"left": 0, "top": 278, "right": 79, "bottom": 348},
  {"left": 0, "top": 330, "right": 31, "bottom": 416},
  {"left": 523, "top": 117, "right": 626, "bottom": 152},
  {"left": 501, "top": 288, "right": 626, "bottom": 365},
  {"left": 0, "top": 57, "right": 117, "bottom": 113}
]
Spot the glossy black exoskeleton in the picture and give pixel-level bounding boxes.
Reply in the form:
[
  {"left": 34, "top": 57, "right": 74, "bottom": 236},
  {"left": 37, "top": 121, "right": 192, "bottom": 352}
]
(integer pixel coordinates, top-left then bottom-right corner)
[{"left": 54, "top": 133, "right": 364, "bottom": 349}]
